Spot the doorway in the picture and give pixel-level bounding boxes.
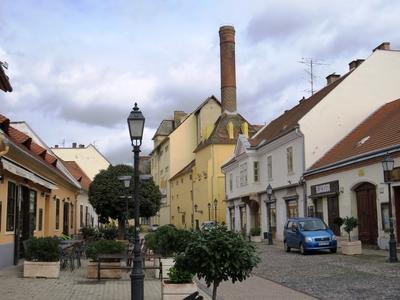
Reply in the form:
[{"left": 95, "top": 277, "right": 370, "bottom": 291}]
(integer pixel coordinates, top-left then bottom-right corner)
[
  {"left": 394, "top": 187, "right": 400, "bottom": 242},
  {"left": 63, "top": 202, "right": 69, "bottom": 235},
  {"left": 327, "top": 196, "right": 340, "bottom": 236},
  {"left": 18, "top": 187, "right": 36, "bottom": 258},
  {"left": 355, "top": 183, "right": 378, "bottom": 245}
]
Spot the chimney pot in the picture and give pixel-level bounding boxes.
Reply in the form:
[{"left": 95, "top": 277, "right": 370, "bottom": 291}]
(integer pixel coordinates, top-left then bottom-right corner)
[
  {"left": 54, "top": 144, "right": 59, "bottom": 148},
  {"left": 326, "top": 73, "right": 341, "bottom": 85},
  {"left": 79, "top": 144, "right": 85, "bottom": 148},
  {"left": 72, "top": 142, "right": 77, "bottom": 148},
  {"left": 349, "top": 59, "right": 365, "bottom": 71},
  {"left": 219, "top": 25, "right": 237, "bottom": 113},
  {"left": 373, "top": 42, "right": 390, "bottom": 52}
]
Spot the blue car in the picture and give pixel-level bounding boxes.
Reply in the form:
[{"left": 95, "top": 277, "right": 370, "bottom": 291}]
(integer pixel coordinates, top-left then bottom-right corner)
[{"left": 283, "top": 217, "right": 337, "bottom": 255}]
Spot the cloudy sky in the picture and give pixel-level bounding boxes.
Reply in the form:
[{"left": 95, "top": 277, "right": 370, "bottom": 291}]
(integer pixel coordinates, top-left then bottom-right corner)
[{"left": 1, "top": 0, "right": 399, "bottom": 164}]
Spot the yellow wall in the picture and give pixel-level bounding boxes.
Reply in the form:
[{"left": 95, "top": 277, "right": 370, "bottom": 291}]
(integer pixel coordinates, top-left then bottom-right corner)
[{"left": 170, "top": 170, "right": 194, "bottom": 229}]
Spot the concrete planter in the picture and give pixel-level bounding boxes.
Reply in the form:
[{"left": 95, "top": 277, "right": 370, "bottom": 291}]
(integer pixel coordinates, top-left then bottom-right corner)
[
  {"left": 87, "top": 261, "right": 122, "bottom": 279},
  {"left": 155, "top": 257, "right": 174, "bottom": 279},
  {"left": 23, "top": 261, "right": 60, "bottom": 278},
  {"left": 162, "top": 280, "right": 197, "bottom": 300},
  {"left": 341, "top": 240, "right": 362, "bottom": 255},
  {"left": 250, "top": 235, "right": 262, "bottom": 243}
]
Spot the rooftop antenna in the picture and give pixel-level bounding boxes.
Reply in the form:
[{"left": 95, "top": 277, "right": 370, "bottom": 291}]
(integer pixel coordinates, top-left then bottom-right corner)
[
  {"left": 298, "top": 58, "right": 329, "bottom": 95},
  {"left": 61, "top": 138, "right": 65, "bottom": 147}
]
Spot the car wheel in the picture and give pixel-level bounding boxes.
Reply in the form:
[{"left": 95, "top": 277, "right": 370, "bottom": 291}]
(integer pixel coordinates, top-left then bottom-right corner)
[
  {"left": 299, "top": 243, "right": 307, "bottom": 255},
  {"left": 284, "top": 241, "right": 291, "bottom": 252},
  {"left": 330, "top": 247, "right": 337, "bottom": 254}
]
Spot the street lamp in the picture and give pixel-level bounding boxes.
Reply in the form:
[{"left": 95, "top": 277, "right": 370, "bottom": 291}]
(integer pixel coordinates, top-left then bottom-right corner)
[
  {"left": 266, "top": 184, "right": 273, "bottom": 245},
  {"left": 118, "top": 175, "right": 132, "bottom": 240},
  {"left": 381, "top": 153, "right": 398, "bottom": 263},
  {"left": 214, "top": 199, "right": 218, "bottom": 222},
  {"left": 127, "top": 103, "right": 145, "bottom": 299},
  {"left": 208, "top": 203, "right": 211, "bottom": 220}
]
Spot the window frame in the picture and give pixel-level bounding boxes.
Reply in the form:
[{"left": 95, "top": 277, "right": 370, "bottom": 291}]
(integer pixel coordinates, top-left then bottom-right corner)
[
  {"left": 6, "top": 181, "right": 17, "bottom": 232},
  {"left": 287, "top": 146, "right": 294, "bottom": 174},
  {"left": 253, "top": 161, "right": 259, "bottom": 182},
  {"left": 267, "top": 155, "right": 272, "bottom": 180}
]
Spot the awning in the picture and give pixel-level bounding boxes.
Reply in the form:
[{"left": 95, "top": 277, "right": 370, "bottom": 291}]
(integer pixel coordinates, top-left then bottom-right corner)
[{"left": 1, "top": 157, "right": 58, "bottom": 190}]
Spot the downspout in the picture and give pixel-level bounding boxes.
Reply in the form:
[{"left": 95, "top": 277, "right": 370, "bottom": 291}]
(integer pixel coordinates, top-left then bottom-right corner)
[
  {"left": 295, "top": 127, "right": 307, "bottom": 217},
  {"left": 191, "top": 171, "right": 195, "bottom": 229}
]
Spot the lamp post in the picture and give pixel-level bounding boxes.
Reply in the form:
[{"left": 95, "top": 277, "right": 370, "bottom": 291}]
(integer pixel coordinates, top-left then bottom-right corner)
[
  {"left": 208, "top": 203, "right": 211, "bottom": 220},
  {"left": 266, "top": 184, "right": 273, "bottom": 245},
  {"left": 118, "top": 175, "right": 132, "bottom": 240},
  {"left": 214, "top": 199, "right": 218, "bottom": 222},
  {"left": 127, "top": 103, "right": 145, "bottom": 299},
  {"left": 382, "top": 153, "right": 398, "bottom": 263}
]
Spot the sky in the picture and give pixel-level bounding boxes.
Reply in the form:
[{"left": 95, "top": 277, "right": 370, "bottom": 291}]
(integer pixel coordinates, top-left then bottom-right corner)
[{"left": 1, "top": 0, "right": 400, "bottom": 164}]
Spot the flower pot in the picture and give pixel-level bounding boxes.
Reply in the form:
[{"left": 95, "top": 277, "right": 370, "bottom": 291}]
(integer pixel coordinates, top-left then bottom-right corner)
[
  {"left": 86, "top": 261, "right": 122, "bottom": 279},
  {"left": 250, "top": 235, "right": 262, "bottom": 243},
  {"left": 341, "top": 240, "right": 362, "bottom": 255},
  {"left": 23, "top": 261, "right": 60, "bottom": 278},
  {"left": 162, "top": 280, "right": 197, "bottom": 300},
  {"left": 155, "top": 257, "right": 174, "bottom": 279}
]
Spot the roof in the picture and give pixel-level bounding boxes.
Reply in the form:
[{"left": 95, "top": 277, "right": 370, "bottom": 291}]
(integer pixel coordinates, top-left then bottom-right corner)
[
  {"left": 250, "top": 73, "right": 349, "bottom": 147},
  {"left": 152, "top": 119, "right": 175, "bottom": 140},
  {"left": 309, "top": 98, "right": 400, "bottom": 171},
  {"left": 63, "top": 161, "right": 92, "bottom": 191},
  {"left": 169, "top": 159, "right": 195, "bottom": 181},
  {"left": 51, "top": 144, "right": 112, "bottom": 165},
  {"left": 194, "top": 113, "right": 258, "bottom": 152},
  {"left": 0, "top": 63, "right": 12, "bottom": 92},
  {"left": 192, "top": 95, "right": 220, "bottom": 115}
]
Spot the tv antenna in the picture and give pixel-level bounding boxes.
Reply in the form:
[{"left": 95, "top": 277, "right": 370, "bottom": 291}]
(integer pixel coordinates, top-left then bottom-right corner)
[{"left": 298, "top": 58, "right": 329, "bottom": 95}]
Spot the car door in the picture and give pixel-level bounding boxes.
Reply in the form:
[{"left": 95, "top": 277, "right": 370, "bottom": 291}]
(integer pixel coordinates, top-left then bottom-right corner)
[
  {"left": 286, "top": 221, "right": 296, "bottom": 247},
  {"left": 292, "top": 221, "right": 301, "bottom": 247}
]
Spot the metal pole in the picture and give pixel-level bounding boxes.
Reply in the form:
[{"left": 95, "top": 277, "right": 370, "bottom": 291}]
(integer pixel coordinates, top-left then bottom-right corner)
[
  {"left": 131, "top": 145, "right": 144, "bottom": 299},
  {"left": 267, "top": 203, "right": 273, "bottom": 245},
  {"left": 387, "top": 180, "right": 398, "bottom": 262}
]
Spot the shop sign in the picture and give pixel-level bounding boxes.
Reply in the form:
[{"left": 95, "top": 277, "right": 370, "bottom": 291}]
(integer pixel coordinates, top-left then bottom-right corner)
[{"left": 311, "top": 180, "right": 339, "bottom": 196}]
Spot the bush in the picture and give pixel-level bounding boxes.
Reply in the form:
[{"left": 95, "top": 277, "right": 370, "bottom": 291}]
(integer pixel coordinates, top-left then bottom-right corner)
[
  {"left": 250, "top": 228, "right": 261, "bottom": 236},
  {"left": 334, "top": 216, "right": 358, "bottom": 241},
  {"left": 168, "top": 266, "right": 194, "bottom": 283},
  {"left": 80, "top": 227, "right": 99, "bottom": 240},
  {"left": 85, "top": 239, "right": 126, "bottom": 262},
  {"left": 25, "top": 237, "right": 61, "bottom": 262},
  {"left": 99, "top": 224, "right": 118, "bottom": 240}
]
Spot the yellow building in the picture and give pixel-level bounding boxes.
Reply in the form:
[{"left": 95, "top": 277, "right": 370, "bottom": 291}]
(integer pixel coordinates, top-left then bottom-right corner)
[{"left": 0, "top": 115, "right": 81, "bottom": 269}]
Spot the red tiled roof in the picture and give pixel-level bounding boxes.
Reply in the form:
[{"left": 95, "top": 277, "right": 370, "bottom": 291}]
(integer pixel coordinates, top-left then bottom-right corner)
[
  {"left": 309, "top": 98, "right": 400, "bottom": 170},
  {"left": 0, "top": 64, "right": 12, "bottom": 92},
  {"left": 63, "top": 161, "right": 92, "bottom": 191},
  {"left": 250, "top": 73, "right": 349, "bottom": 147}
]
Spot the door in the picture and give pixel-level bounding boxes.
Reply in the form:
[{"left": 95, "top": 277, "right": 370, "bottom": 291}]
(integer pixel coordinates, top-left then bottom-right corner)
[
  {"left": 63, "top": 202, "right": 69, "bottom": 235},
  {"left": 328, "top": 196, "right": 340, "bottom": 236},
  {"left": 356, "top": 183, "right": 378, "bottom": 245},
  {"left": 394, "top": 187, "right": 400, "bottom": 242},
  {"left": 267, "top": 203, "right": 277, "bottom": 239}
]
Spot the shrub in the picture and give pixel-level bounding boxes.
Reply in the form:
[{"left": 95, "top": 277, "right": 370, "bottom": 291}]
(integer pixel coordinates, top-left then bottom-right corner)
[
  {"left": 167, "top": 266, "right": 194, "bottom": 284},
  {"left": 80, "top": 227, "right": 99, "bottom": 240},
  {"left": 99, "top": 224, "right": 118, "bottom": 240},
  {"left": 250, "top": 228, "right": 261, "bottom": 237},
  {"left": 334, "top": 216, "right": 358, "bottom": 241},
  {"left": 25, "top": 237, "right": 61, "bottom": 262},
  {"left": 85, "top": 239, "right": 126, "bottom": 262}
]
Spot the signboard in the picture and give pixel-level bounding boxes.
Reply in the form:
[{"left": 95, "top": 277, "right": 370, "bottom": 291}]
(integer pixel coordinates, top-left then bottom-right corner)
[{"left": 311, "top": 180, "right": 339, "bottom": 196}]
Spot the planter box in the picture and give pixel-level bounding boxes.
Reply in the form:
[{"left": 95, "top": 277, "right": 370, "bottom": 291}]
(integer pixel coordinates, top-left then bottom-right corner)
[
  {"left": 155, "top": 257, "right": 174, "bottom": 279},
  {"left": 162, "top": 280, "right": 197, "bottom": 300},
  {"left": 23, "top": 261, "right": 60, "bottom": 278},
  {"left": 250, "top": 235, "right": 262, "bottom": 243},
  {"left": 341, "top": 240, "right": 362, "bottom": 255},
  {"left": 87, "top": 261, "right": 122, "bottom": 279}
]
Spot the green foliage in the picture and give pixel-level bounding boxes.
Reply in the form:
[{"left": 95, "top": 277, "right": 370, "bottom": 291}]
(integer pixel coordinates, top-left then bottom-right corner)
[
  {"left": 343, "top": 217, "right": 358, "bottom": 241},
  {"left": 250, "top": 228, "right": 261, "bottom": 236},
  {"left": 85, "top": 240, "right": 126, "bottom": 262},
  {"left": 88, "top": 164, "right": 161, "bottom": 225},
  {"left": 333, "top": 217, "right": 344, "bottom": 228},
  {"left": 144, "top": 225, "right": 192, "bottom": 257},
  {"left": 168, "top": 266, "right": 194, "bottom": 284},
  {"left": 175, "top": 225, "right": 260, "bottom": 300},
  {"left": 25, "top": 237, "right": 61, "bottom": 262},
  {"left": 99, "top": 224, "right": 118, "bottom": 240},
  {"left": 80, "top": 226, "right": 99, "bottom": 240},
  {"left": 60, "top": 234, "right": 72, "bottom": 240}
]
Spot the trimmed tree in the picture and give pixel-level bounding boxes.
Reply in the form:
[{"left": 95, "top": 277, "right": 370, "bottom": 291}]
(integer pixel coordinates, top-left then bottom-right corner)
[
  {"left": 89, "top": 164, "right": 161, "bottom": 239},
  {"left": 175, "top": 225, "right": 260, "bottom": 300}
]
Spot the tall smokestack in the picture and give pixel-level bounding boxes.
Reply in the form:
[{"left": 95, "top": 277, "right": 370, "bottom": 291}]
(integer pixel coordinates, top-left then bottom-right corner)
[{"left": 219, "top": 25, "right": 237, "bottom": 113}]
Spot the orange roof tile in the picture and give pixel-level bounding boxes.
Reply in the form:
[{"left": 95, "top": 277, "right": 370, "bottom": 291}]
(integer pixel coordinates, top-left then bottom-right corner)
[{"left": 63, "top": 161, "right": 92, "bottom": 191}]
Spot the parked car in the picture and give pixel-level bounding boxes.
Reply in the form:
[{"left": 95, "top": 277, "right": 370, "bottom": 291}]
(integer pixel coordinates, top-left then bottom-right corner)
[
  {"left": 283, "top": 217, "right": 337, "bottom": 255},
  {"left": 200, "top": 221, "right": 217, "bottom": 230},
  {"left": 149, "top": 224, "right": 159, "bottom": 232}
]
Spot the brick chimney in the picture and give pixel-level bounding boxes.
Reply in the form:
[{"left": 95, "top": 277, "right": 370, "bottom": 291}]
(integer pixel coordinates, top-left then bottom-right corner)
[
  {"left": 173, "top": 111, "right": 187, "bottom": 127},
  {"left": 72, "top": 142, "right": 77, "bottom": 148},
  {"left": 373, "top": 42, "right": 390, "bottom": 52},
  {"left": 326, "top": 73, "right": 341, "bottom": 85},
  {"left": 349, "top": 59, "right": 365, "bottom": 71},
  {"left": 219, "top": 25, "right": 237, "bottom": 113}
]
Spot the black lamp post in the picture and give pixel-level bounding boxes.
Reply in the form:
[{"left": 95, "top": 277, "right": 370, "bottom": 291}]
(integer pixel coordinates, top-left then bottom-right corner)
[
  {"left": 382, "top": 153, "right": 398, "bottom": 263},
  {"left": 214, "top": 199, "right": 218, "bottom": 222},
  {"left": 118, "top": 175, "right": 132, "bottom": 240},
  {"left": 208, "top": 203, "right": 211, "bottom": 220},
  {"left": 127, "top": 103, "right": 145, "bottom": 299},
  {"left": 266, "top": 184, "right": 273, "bottom": 245}
]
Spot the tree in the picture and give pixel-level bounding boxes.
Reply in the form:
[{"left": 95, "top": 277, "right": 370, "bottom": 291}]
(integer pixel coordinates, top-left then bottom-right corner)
[
  {"left": 175, "top": 225, "right": 260, "bottom": 300},
  {"left": 89, "top": 164, "right": 161, "bottom": 239}
]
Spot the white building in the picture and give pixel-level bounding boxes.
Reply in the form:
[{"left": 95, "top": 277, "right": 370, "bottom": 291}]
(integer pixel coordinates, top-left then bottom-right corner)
[{"left": 222, "top": 42, "right": 400, "bottom": 241}]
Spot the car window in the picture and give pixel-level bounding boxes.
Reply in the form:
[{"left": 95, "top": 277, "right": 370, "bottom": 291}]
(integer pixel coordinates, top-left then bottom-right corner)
[
  {"left": 299, "top": 219, "right": 327, "bottom": 231},
  {"left": 287, "top": 221, "right": 292, "bottom": 229}
]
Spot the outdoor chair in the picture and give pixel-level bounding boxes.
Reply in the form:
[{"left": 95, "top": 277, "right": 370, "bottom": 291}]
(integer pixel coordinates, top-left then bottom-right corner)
[{"left": 60, "top": 247, "right": 75, "bottom": 271}]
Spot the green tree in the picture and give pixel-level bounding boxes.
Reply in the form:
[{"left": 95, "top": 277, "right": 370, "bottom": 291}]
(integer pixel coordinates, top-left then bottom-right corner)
[
  {"left": 175, "top": 225, "right": 260, "bottom": 300},
  {"left": 89, "top": 164, "right": 161, "bottom": 239}
]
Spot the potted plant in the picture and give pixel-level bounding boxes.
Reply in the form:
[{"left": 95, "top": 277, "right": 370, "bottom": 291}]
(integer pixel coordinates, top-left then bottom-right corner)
[
  {"left": 335, "top": 216, "right": 361, "bottom": 255},
  {"left": 250, "top": 227, "right": 262, "bottom": 242},
  {"left": 175, "top": 225, "right": 260, "bottom": 300},
  {"left": 85, "top": 239, "right": 126, "bottom": 279},
  {"left": 23, "top": 237, "right": 61, "bottom": 278},
  {"left": 161, "top": 266, "right": 197, "bottom": 300}
]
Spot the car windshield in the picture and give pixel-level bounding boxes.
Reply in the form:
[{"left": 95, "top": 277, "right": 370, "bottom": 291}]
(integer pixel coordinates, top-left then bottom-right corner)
[{"left": 299, "top": 219, "right": 327, "bottom": 231}]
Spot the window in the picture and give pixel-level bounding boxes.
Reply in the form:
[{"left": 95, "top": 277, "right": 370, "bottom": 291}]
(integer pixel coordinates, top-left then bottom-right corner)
[
  {"left": 287, "top": 147, "right": 294, "bottom": 173},
  {"left": 381, "top": 203, "right": 390, "bottom": 232},
  {"left": 267, "top": 156, "right": 272, "bottom": 180},
  {"left": 253, "top": 161, "right": 259, "bottom": 182},
  {"left": 80, "top": 204, "right": 83, "bottom": 227},
  {"left": 229, "top": 207, "right": 235, "bottom": 231},
  {"left": 165, "top": 145, "right": 169, "bottom": 152},
  {"left": 30, "top": 191, "right": 37, "bottom": 230},
  {"left": 239, "top": 163, "right": 248, "bottom": 186},
  {"left": 85, "top": 206, "right": 89, "bottom": 227},
  {"left": 229, "top": 173, "right": 233, "bottom": 192},
  {"left": 239, "top": 206, "right": 247, "bottom": 232},
  {"left": 70, "top": 203, "right": 74, "bottom": 229},
  {"left": 55, "top": 198, "right": 60, "bottom": 230},
  {"left": 6, "top": 182, "right": 17, "bottom": 231},
  {"left": 38, "top": 208, "right": 43, "bottom": 231},
  {"left": 286, "top": 200, "right": 298, "bottom": 218}
]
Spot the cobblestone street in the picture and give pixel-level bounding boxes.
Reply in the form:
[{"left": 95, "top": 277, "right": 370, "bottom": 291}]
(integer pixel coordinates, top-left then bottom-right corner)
[{"left": 254, "top": 243, "right": 400, "bottom": 300}]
